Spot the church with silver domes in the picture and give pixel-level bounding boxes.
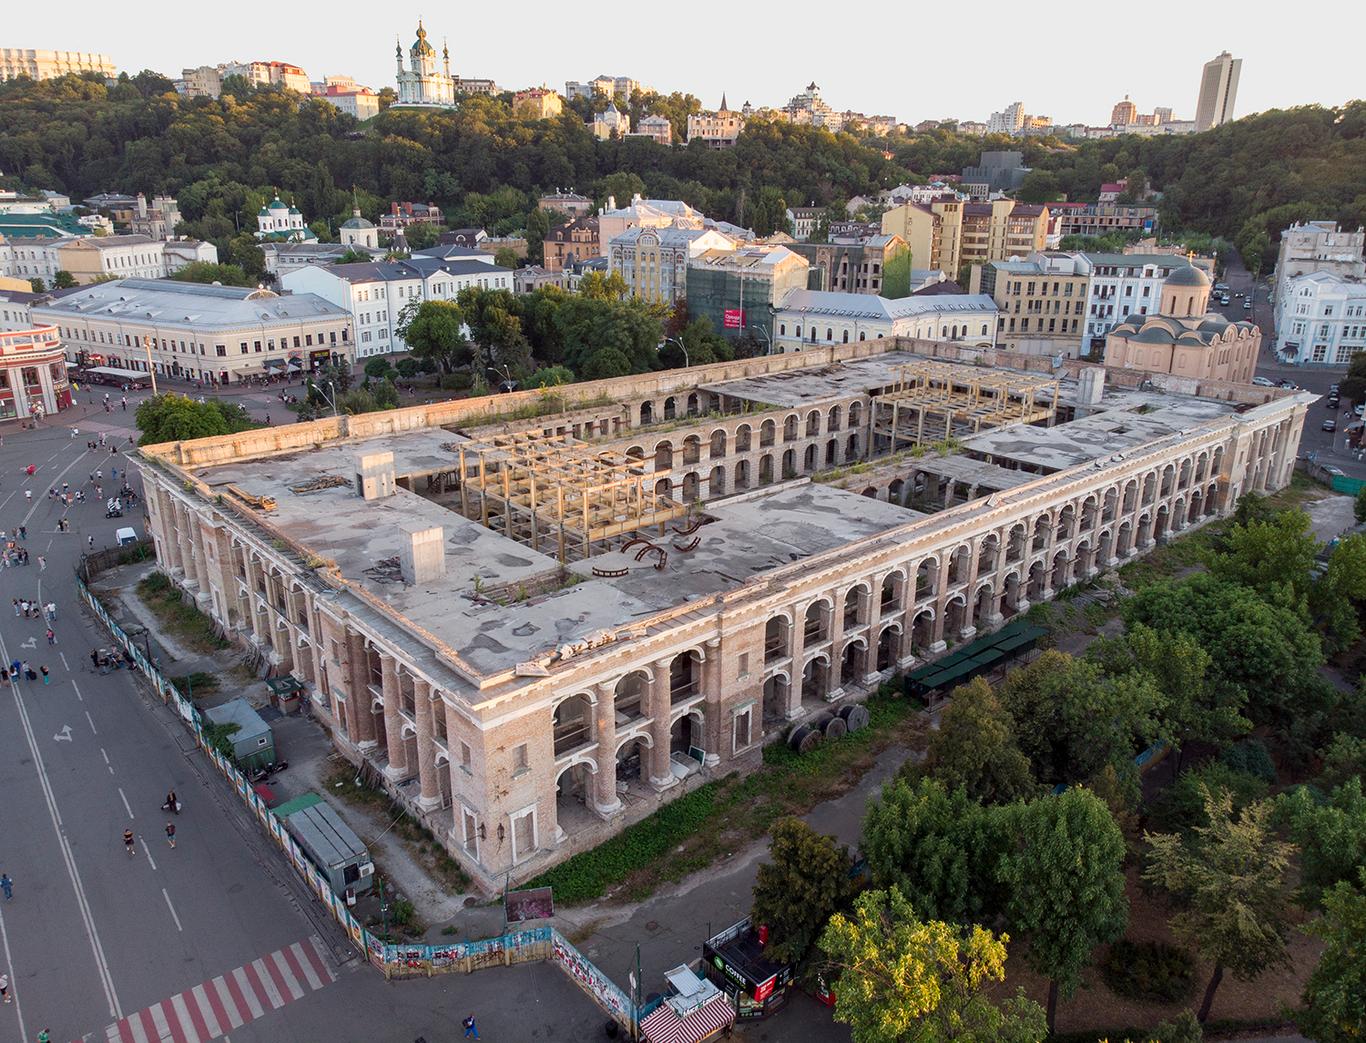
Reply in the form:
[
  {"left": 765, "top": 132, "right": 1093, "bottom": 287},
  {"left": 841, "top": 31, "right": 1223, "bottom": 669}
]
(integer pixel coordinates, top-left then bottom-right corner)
[{"left": 394, "top": 20, "right": 499, "bottom": 108}]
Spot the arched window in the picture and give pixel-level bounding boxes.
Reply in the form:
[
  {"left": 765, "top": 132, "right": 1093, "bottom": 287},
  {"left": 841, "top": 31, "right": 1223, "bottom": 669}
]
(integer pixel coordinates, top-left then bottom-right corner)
[
  {"left": 842, "top": 330, "right": 849, "bottom": 343},
  {"left": 779, "top": 323, "right": 787, "bottom": 336},
  {"left": 825, "top": 327, "right": 833, "bottom": 341}
]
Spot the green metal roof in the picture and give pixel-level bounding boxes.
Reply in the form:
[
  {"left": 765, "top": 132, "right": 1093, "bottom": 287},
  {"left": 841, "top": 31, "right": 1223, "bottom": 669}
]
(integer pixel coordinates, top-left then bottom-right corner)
[
  {"left": 0, "top": 213, "right": 86, "bottom": 239},
  {"left": 269, "top": 791, "right": 323, "bottom": 819}
]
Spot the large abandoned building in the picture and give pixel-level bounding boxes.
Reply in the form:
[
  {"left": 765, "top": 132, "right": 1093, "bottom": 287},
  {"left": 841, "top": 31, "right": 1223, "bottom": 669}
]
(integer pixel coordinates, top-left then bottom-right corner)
[{"left": 137, "top": 337, "right": 1310, "bottom": 890}]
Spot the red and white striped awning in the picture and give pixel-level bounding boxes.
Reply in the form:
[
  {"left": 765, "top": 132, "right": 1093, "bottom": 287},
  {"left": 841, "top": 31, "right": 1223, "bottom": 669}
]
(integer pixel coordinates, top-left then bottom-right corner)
[{"left": 640, "top": 993, "right": 736, "bottom": 1043}]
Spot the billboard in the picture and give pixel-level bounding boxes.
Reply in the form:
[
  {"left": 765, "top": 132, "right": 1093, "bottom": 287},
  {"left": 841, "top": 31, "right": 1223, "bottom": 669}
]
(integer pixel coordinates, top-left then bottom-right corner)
[{"left": 723, "top": 308, "right": 745, "bottom": 329}]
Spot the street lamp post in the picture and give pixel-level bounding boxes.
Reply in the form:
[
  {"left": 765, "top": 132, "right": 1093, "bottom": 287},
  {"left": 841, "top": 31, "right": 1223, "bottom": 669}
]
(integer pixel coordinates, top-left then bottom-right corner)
[
  {"left": 665, "top": 336, "right": 690, "bottom": 369},
  {"left": 751, "top": 325, "right": 772, "bottom": 355},
  {"left": 141, "top": 335, "right": 159, "bottom": 395},
  {"left": 307, "top": 379, "right": 339, "bottom": 418}
]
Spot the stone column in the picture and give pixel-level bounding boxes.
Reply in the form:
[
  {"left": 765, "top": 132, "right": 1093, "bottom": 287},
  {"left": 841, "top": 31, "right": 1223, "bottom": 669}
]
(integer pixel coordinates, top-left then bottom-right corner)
[
  {"left": 348, "top": 631, "right": 378, "bottom": 751},
  {"left": 174, "top": 504, "right": 197, "bottom": 589},
  {"left": 786, "top": 605, "right": 808, "bottom": 718},
  {"left": 381, "top": 654, "right": 408, "bottom": 780},
  {"left": 155, "top": 487, "right": 183, "bottom": 574},
  {"left": 413, "top": 678, "right": 441, "bottom": 810},
  {"left": 647, "top": 659, "right": 676, "bottom": 792},
  {"left": 591, "top": 681, "right": 621, "bottom": 818},
  {"left": 701, "top": 639, "right": 722, "bottom": 766},
  {"left": 190, "top": 521, "right": 213, "bottom": 605}
]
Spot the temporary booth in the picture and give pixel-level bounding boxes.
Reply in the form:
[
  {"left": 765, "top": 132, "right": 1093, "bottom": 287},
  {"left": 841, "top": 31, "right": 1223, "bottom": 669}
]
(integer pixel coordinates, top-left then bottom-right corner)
[
  {"left": 701, "top": 918, "right": 793, "bottom": 1020},
  {"left": 273, "top": 792, "right": 374, "bottom": 896},
  {"left": 204, "top": 698, "right": 275, "bottom": 769}
]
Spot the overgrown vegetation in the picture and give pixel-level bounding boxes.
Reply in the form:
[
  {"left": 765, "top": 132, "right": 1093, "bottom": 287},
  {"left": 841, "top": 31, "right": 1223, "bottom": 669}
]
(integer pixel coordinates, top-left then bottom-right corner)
[{"left": 135, "top": 571, "right": 229, "bottom": 653}]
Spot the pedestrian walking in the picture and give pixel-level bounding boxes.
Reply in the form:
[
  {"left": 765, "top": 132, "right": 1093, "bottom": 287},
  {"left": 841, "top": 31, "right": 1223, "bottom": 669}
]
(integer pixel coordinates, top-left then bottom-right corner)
[
  {"left": 23, "top": 490, "right": 31, "bottom": 503},
  {"left": 1, "top": 873, "right": 12, "bottom": 900},
  {"left": 124, "top": 829, "right": 135, "bottom": 857},
  {"left": 37, "top": 555, "right": 46, "bottom": 571},
  {"left": 45, "top": 629, "right": 55, "bottom": 646},
  {"left": 121, "top": 396, "right": 127, "bottom": 411},
  {"left": 18, "top": 525, "right": 26, "bottom": 540},
  {"left": 87, "top": 535, "right": 94, "bottom": 551},
  {"left": 46, "top": 602, "right": 56, "bottom": 622},
  {"left": 1, "top": 972, "right": 10, "bottom": 1004},
  {"left": 165, "top": 822, "right": 176, "bottom": 849},
  {"left": 463, "top": 1014, "right": 480, "bottom": 1039},
  {"left": 40, "top": 666, "right": 49, "bottom": 685},
  {"left": 37, "top": 1028, "right": 50, "bottom": 1042},
  {"left": 21, "top": 662, "right": 32, "bottom": 681},
  {"left": 11, "top": 599, "right": 18, "bottom": 617}
]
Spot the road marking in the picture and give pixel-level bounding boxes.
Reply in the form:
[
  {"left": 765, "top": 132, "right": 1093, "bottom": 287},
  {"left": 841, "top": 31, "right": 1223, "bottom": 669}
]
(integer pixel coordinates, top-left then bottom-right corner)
[
  {"left": 0, "top": 630, "right": 122, "bottom": 1019},
  {"left": 21, "top": 447, "right": 89, "bottom": 528},
  {"left": 0, "top": 903, "right": 29, "bottom": 1043},
  {"left": 162, "top": 889, "right": 183, "bottom": 933},
  {"left": 140, "top": 838, "right": 157, "bottom": 872},
  {"left": 118, "top": 787, "right": 134, "bottom": 819},
  {"left": 84, "top": 709, "right": 98, "bottom": 734},
  {"left": 189, "top": 984, "right": 222, "bottom": 1038},
  {"left": 210, "top": 976, "right": 243, "bottom": 1030},
  {"left": 73, "top": 680, "right": 84, "bottom": 701},
  {"left": 169, "top": 991, "right": 204, "bottom": 1043},
  {"left": 54, "top": 724, "right": 73, "bottom": 742},
  {"left": 60, "top": 651, "right": 69, "bottom": 670},
  {"left": 45, "top": 536, "right": 52, "bottom": 551}
]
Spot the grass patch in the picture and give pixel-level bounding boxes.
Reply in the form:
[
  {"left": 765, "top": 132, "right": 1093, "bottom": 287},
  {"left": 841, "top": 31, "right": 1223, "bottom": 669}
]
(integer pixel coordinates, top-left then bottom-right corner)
[
  {"left": 170, "top": 672, "right": 220, "bottom": 697},
  {"left": 136, "top": 572, "right": 230, "bottom": 653},
  {"left": 528, "top": 694, "right": 926, "bottom": 906},
  {"left": 325, "top": 765, "right": 472, "bottom": 893}
]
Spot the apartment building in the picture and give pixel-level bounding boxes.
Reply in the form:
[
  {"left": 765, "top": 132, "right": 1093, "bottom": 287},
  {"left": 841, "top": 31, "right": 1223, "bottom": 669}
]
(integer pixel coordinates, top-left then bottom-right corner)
[
  {"left": 974, "top": 253, "right": 1089, "bottom": 358},
  {"left": 1272, "top": 221, "right": 1366, "bottom": 304},
  {"left": 543, "top": 218, "right": 602, "bottom": 273},
  {"left": 786, "top": 236, "right": 908, "bottom": 296},
  {"left": 880, "top": 197, "right": 964, "bottom": 278},
  {"left": 1079, "top": 253, "right": 1210, "bottom": 344},
  {"left": 609, "top": 227, "right": 734, "bottom": 304},
  {"left": 773, "top": 290, "right": 997, "bottom": 351},
  {"left": 0, "top": 48, "right": 114, "bottom": 82},
  {"left": 959, "top": 201, "right": 1049, "bottom": 267},
  {"left": 1273, "top": 272, "right": 1366, "bottom": 366}
]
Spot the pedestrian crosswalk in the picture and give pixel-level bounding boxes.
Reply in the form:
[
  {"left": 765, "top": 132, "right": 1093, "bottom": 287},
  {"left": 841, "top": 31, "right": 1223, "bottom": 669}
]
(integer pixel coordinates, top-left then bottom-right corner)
[{"left": 84, "top": 935, "right": 336, "bottom": 1043}]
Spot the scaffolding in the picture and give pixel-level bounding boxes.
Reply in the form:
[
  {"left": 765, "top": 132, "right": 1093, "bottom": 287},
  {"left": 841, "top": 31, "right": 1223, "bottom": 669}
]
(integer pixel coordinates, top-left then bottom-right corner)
[
  {"left": 872, "top": 361, "right": 1059, "bottom": 449},
  {"left": 454, "top": 430, "right": 688, "bottom": 562}
]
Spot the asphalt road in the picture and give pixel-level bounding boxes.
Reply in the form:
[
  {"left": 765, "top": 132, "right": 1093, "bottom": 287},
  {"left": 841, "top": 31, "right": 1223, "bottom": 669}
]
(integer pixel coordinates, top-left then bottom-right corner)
[{"left": 0, "top": 410, "right": 611, "bottom": 1042}]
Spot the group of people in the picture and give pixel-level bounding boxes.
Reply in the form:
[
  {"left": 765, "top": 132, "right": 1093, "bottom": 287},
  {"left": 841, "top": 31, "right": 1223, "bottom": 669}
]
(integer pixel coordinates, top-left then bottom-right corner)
[
  {"left": 12, "top": 599, "right": 55, "bottom": 622},
  {"left": 5, "top": 659, "right": 50, "bottom": 685}
]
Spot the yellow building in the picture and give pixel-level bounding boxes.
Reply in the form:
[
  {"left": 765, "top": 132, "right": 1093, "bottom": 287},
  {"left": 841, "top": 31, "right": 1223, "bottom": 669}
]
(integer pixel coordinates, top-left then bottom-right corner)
[
  {"left": 880, "top": 198, "right": 963, "bottom": 277},
  {"left": 513, "top": 87, "right": 563, "bottom": 120},
  {"left": 960, "top": 202, "right": 1049, "bottom": 267},
  {"left": 973, "top": 254, "right": 1089, "bottom": 358}
]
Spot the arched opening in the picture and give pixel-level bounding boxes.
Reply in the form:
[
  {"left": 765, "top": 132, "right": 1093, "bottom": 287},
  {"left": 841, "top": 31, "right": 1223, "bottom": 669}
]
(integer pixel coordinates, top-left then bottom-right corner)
[
  {"left": 1117, "top": 484, "right": 1132, "bottom": 517},
  {"left": 763, "top": 674, "right": 789, "bottom": 726},
  {"left": 880, "top": 571, "right": 904, "bottom": 616},
  {"left": 708, "top": 465, "right": 726, "bottom": 497},
  {"left": 1032, "top": 515, "right": 1050, "bottom": 552},
  {"left": 1141, "top": 473, "right": 1156, "bottom": 505},
  {"left": 806, "top": 410, "right": 821, "bottom": 436},
  {"left": 663, "top": 396, "right": 677, "bottom": 420},
  {"left": 614, "top": 671, "right": 649, "bottom": 725},
  {"left": 1055, "top": 504, "right": 1075, "bottom": 543},
  {"left": 825, "top": 439, "right": 838, "bottom": 465},
  {"left": 1006, "top": 524, "right": 1026, "bottom": 564},
  {"left": 682, "top": 471, "right": 700, "bottom": 502},
  {"left": 973, "top": 583, "right": 995, "bottom": 627},
  {"left": 1155, "top": 505, "right": 1170, "bottom": 538},
  {"left": 846, "top": 433, "right": 860, "bottom": 460},
  {"left": 1159, "top": 465, "right": 1174, "bottom": 498},
  {"left": 843, "top": 585, "right": 866, "bottom": 630},
  {"left": 1026, "top": 561, "right": 1047, "bottom": 601},
  {"left": 840, "top": 640, "right": 866, "bottom": 687},
  {"left": 1080, "top": 496, "right": 1098, "bottom": 532},
  {"left": 909, "top": 609, "right": 934, "bottom": 654},
  {"left": 978, "top": 534, "right": 1000, "bottom": 573},
  {"left": 1178, "top": 459, "right": 1192, "bottom": 490},
  {"left": 686, "top": 393, "right": 700, "bottom": 417},
  {"left": 947, "top": 545, "right": 971, "bottom": 586},
  {"left": 760, "top": 419, "right": 776, "bottom": 447},
  {"left": 888, "top": 478, "right": 905, "bottom": 505},
  {"left": 1002, "top": 572, "right": 1022, "bottom": 618},
  {"left": 555, "top": 760, "right": 594, "bottom": 835},
  {"left": 759, "top": 454, "right": 775, "bottom": 485},
  {"left": 848, "top": 401, "right": 864, "bottom": 428},
  {"left": 735, "top": 424, "right": 752, "bottom": 452},
  {"left": 710, "top": 429, "right": 728, "bottom": 459},
  {"left": 1118, "top": 519, "right": 1134, "bottom": 555},
  {"left": 782, "top": 448, "right": 797, "bottom": 479},
  {"left": 1188, "top": 491, "right": 1202, "bottom": 524},
  {"left": 783, "top": 414, "right": 799, "bottom": 442},
  {"left": 861, "top": 487, "right": 877, "bottom": 499},
  {"left": 1077, "top": 539, "right": 1095, "bottom": 578},
  {"left": 915, "top": 557, "right": 939, "bottom": 600},
  {"left": 802, "top": 655, "right": 830, "bottom": 701},
  {"left": 734, "top": 459, "right": 751, "bottom": 490},
  {"left": 876, "top": 625, "right": 900, "bottom": 671},
  {"left": 655, "top": 441, "right": 673, "bottom": 472},
  {"left": 615, "top": 735, "right": 648, "bottom": 786},
  {"left": 640, "top": 401, "right": 654, "bottom": 425},
  {"left": 553, "top": 693, "right": 594, "bottom": 758},
  {"left": 804, "top": 444, "right": 818, "bottom": 472},
  {"left": 1050, "top": 550, "right": 1069, "bottom": 591},
  {"left": 682, "top": 435, "right": 701, "bottom": 465},
  {"left": 668, "top": 651, "right": 701, "bottom": 705},
  {"left": 943, "top": 595, "right": 967, "bottom": 638},
  {"left": 804, "top": 601, "right": 830, "bottom": 645},
  {"left": 828, "top": 405, "right": 842, "bottom": 432},
  {"left": 655, "top": 476, "right": 673, "bottom": 499},
  {"left": 765, "top": 615, "right": 791, "bottom": 663}
]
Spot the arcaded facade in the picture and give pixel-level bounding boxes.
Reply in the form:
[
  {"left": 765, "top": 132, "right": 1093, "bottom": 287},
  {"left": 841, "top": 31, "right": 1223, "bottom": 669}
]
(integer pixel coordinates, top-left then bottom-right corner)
[{"left": 137, "top": 339, "right": 1309, "bottom": 891}]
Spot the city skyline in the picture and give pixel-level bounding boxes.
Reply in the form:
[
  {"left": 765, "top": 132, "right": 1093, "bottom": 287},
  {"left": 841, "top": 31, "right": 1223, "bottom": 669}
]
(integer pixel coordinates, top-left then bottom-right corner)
[{"left": 5, "top": 0, "right": 1362, "bottom": 129}]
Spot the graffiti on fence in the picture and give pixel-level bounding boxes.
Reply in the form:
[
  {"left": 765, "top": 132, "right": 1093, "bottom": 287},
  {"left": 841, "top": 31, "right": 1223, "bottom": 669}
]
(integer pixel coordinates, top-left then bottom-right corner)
[{"left": 552, "top": 932, "right": 633, "bottom": 1026}]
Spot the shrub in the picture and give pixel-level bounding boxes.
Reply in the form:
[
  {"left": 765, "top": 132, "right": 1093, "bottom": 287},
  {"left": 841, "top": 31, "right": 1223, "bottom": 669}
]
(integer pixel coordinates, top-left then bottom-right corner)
[
  {"left": 1219, "top": 738, "right": 1277, "bottom": 783},
  {"left": 1146, "top": 761, "right": 1269, "bottom": 834},
  {"left": 1101, "top": 940, "right": 1196, "bottom": 1003},
  {"left": 439, "top": 372, "right": 474, "bottom": 391}
]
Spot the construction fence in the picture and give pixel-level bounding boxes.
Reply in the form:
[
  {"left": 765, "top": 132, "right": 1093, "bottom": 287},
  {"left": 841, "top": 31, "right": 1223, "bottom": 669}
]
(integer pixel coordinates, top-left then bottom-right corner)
[{"left": 75, "top": 572, "right": 636, "bottom": 1033}]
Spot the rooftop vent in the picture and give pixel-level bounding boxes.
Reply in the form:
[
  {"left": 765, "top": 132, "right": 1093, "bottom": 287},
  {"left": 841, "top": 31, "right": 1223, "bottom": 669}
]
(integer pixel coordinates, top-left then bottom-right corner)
[
  {"left": 399, "top": 524, "right": 445, "bottom": 585},
  {"left": 355, "top": 451, "right": 396, "bottom": 501}
]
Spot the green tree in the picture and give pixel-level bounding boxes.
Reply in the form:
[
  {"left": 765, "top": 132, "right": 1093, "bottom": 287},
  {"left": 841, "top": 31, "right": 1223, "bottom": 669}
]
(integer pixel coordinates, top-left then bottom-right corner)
[
  {"left": 881, "top": 251, "right": 912, "bottom": 299},
  {"left": 29, "top": 276, "right": 45, "bottom": 292},
  {"left": 169, "top": 261, "right": 252, "bottom": 287},
  {"left": 922, "top": 678, "right": 1035, "bottom": 804},
  {"left": 135, "top": 394, "right": 255, "bottom": 445},
  {"left": 577, "top": 270, "right": 627, "bottom": 300},
  {"left": 1312, "top": 534, "right": 1366, "bottom": 653},
  {"left": 1318, "top": 732, "right": 1366, "bottom": 792},
  {"left": 399, "top": 300, "right": 471, "bottom": 374},
  {"left": 1355, "top": 487, "right": 1366, "bottom": 526},
  {"left": 52, "top": 270, "right": 77, "bottom": 289},
  {"left": 862, "top": 776, "right": 1007, "bottom": 925},
  {"left": 996, "top": 649, "right": 1164, "bottom": 787},
  {"left": 401, "top": 222, "right": 441, "bottom": 251},
  {"left": 1209, "top": 507, "right": 1319, "bottom": 607},
  {"left": 1280, "top": 778, "right": 1366, "bottom": 906},
  {"left": 529, "top": 365, "right": 574, "bottom": 388},
  {"left": 816, "top": 886, "right": 1047, "bottom": 1043},
  {"left": 1340, "top": 351, "right": 1366, "bottom": 406},
  {"left": 524, "top": 207, "right": 550, "bottom": 264},
  {"left": 493, "top": 246, "right": 520, "bottom": 270},
  {"left": 1089, "top": 623, "right": 1248, "bottom": 771},
  {"left": 1144, "top": 790, "right": 1295, "bottom": 1023},
  {"left": 750, "top": 818, "right": 854, "bottom": 966},
  {"left": 1300, "top": 876, "right": 1366, "bottom": 1043},
  {"left": 999, "top": 788, "right": 1129, "bottom": 1032}
]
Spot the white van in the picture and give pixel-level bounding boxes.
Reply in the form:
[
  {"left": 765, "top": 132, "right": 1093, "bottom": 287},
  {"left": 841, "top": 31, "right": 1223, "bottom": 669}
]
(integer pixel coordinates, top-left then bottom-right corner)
[{"left": 115, "top": 527, "right": 139, "bottom": 546}]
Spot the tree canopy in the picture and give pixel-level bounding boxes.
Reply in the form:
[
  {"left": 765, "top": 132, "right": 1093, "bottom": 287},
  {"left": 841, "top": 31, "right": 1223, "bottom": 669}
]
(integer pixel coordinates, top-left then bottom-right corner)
[
  {"left": 750, "top": 818, "right": 854, "bottom": 966},
  {"left": 921, "top": 678, "right": 1035, "bottom": 804},
  {"left": 1300, "top": 876, "right": 1366, "bottom": 1043},
  {"left": 134, "top": 394, "right": 255, "bottom": 445}
]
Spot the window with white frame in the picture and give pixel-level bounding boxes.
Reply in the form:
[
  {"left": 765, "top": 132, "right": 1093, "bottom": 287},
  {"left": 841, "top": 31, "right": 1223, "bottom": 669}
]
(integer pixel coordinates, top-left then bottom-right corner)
[{"left": 461, "top": 806, "right": 479, "bottom": 856}]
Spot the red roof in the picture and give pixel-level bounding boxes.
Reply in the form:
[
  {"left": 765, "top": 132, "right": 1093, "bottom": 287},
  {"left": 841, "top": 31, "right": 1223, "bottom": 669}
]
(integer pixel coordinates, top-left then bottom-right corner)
[
  {"left": 640, "top": 994, "right": 736, "bottom": 1043},
  {"left": 1100, "top": 182, "right": 1125, "bottom": 193}
]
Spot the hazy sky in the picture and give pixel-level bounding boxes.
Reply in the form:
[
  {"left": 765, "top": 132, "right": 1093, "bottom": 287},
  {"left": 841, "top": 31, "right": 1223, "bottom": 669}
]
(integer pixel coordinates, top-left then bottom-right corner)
[{"left": 9, "top": 0, "right": 1362, "bottom": 127}]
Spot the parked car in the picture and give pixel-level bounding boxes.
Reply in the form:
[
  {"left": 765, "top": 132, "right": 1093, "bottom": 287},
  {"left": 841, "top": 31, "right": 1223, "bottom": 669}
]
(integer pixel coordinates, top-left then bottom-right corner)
[
  {"left": 1251, "top": 376, "right": 1277, "bottom": 387},
  {"left": 1243, "top": 302, "right": 1253, "bottom": 310},
  {"left": 1278, "top": 379, "right": 1298, "bottom": 389},
  {"left": 1323, "top": 419, "right": 1338, "bottom": 432}
]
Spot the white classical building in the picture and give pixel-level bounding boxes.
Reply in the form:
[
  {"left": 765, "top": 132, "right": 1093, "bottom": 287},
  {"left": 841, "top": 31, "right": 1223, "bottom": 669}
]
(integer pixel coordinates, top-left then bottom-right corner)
[
  {"left": 1273, "top": 272, "right": 1366, "bottom": 367},
  {"left": 281, "top": 254, "right": 512, "bottom": 358},
  {"left": 0, "top": 233, "right": 217, "bottom": 286},
  {"left": 774, "top": 291, "right": 998, "bottom": 351},
  {"left": 256, "top": 197, "right": 316, "bottom": 243},
  {"left": 1272, "top": 221, "right": 1365, "bottom": 305},
  {"left": 0, "top": 49, "right": 114, "bottom": 82},
  {"left": 339, "top": 208, "right": 379, "bottom": 251}
]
